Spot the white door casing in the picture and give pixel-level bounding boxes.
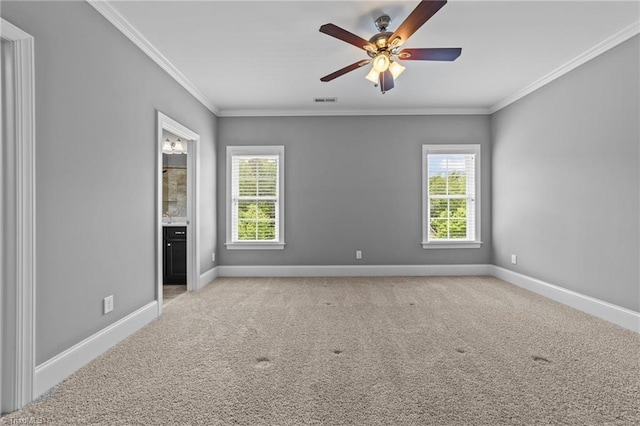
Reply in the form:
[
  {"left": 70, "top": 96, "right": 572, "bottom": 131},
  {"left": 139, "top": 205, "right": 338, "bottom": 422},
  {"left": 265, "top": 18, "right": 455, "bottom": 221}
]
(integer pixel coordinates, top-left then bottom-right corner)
[
  {"left": 1, "top": 19, "right": 36, "bottom": 413},
  {"left": 156, "top": 112, "right": 200, "bottom": 315}
]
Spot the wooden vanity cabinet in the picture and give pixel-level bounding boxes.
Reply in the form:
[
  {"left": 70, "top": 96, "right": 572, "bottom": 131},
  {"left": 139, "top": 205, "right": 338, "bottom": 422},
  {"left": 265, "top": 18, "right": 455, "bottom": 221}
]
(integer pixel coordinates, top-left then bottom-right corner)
[{"left": 163, "top": 226, "right": 187, "bottom": 284}]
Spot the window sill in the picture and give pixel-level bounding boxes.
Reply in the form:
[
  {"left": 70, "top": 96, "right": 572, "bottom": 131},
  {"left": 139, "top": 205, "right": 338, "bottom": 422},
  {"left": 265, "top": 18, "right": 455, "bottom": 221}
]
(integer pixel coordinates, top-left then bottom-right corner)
[
  {"left": 422, "top": 241, "right": 483, "bottom": 249},
  {"left": 225, "top": 242, "right": 285, "bottom": 250}
]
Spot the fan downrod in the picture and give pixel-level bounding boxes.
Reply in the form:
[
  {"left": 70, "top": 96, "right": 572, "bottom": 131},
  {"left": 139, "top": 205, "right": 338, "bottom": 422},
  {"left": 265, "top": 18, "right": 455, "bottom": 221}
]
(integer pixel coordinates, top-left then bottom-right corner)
[{"left": 368, "top": 15, "right": 395, "bottom": 57}]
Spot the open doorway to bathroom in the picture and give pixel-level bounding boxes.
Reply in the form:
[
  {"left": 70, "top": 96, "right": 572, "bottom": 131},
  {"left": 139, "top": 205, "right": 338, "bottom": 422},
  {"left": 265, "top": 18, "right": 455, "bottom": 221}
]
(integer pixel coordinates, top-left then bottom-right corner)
[
  {"left": 161, "top": 130, "right": 188, "bottom": 305},
  {"left": 156, "top": 112, "right": 199, "bottom": 315}
]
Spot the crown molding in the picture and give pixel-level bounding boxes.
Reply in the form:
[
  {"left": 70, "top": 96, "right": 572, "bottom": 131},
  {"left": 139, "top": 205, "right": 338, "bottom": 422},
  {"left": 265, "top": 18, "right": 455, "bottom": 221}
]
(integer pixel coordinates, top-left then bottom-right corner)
[
  {"left": 490, "top": 20, "right": 640, "bottom": 114},
  {"left": 88, "top": 1, "right": 638, "bottom": 118},
  {"left": 217, "top": 107, "right": 491, "bottom": 117},
  {"left": 86, "top": 0, "right": 219, "bottom": 115}
]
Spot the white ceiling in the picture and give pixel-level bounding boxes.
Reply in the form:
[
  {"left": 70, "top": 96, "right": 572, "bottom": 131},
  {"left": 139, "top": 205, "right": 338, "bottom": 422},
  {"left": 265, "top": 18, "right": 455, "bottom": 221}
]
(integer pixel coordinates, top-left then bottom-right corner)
[{"left": 102, "top": 0, "right": 639, "bottom": 116}]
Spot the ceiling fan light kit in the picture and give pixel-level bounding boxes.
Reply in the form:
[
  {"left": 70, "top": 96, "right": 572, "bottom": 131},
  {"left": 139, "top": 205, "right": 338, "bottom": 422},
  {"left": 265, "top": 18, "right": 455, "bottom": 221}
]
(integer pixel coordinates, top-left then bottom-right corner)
[
  {"left": 319, "top": 0, "right": 461, "bottom": 94},
  {"left": 372, "top": 53, "right": 390, "bottom": 72}
]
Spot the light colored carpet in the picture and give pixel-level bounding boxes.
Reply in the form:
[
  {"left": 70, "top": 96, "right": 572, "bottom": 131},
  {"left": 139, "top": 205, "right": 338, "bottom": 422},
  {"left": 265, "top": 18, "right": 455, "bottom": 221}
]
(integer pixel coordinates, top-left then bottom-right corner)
[{"left": 3, "top": 276, "right": 639, "bottom": 425}]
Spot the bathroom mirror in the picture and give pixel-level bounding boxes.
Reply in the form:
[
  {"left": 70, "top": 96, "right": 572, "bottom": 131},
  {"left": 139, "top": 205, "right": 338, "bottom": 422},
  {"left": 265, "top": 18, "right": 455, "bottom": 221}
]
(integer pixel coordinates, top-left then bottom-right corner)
[{"left": 162, "top": 130, "right": 187, "bottom": 222}]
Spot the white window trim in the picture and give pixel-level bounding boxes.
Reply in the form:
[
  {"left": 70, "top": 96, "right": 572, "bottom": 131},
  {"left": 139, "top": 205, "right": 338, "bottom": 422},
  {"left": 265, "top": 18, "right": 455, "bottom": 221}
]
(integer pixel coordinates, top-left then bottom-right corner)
[
  {"left": 225, "top": 145, "right": 285, "bottom": 250},
  {"left": 422, "top": 144, "right": 482, "bottom": 249}
]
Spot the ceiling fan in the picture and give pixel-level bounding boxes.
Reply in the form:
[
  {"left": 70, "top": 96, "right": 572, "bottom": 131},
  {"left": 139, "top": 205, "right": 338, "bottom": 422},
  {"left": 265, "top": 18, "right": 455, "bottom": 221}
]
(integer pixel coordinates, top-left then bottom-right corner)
[{"left": 319, "top": 0, "right": 461, "bottom": 94}]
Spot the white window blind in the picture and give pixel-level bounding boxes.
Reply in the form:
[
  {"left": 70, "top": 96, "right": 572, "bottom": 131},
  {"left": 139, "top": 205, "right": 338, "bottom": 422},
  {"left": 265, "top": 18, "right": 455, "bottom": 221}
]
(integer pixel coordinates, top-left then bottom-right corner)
[
  {"left": 231, "top": 155, "right": 279, "bottom": 242},
  {"left": 226, "top": 146, "right": 284, "bottom": 249},
  {"left": 422, "top": 145, "right": 481, "bottom": 248}
]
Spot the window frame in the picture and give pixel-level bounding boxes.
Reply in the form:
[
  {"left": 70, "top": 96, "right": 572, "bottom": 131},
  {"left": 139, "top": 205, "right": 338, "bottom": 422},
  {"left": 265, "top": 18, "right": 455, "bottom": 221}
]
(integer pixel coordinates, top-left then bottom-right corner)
[
  {"left": 422, "top": 144, "right": 482, "bottom": 249},
  {"left": 225, "top": 145, "right": 285, "bottom": 250}
]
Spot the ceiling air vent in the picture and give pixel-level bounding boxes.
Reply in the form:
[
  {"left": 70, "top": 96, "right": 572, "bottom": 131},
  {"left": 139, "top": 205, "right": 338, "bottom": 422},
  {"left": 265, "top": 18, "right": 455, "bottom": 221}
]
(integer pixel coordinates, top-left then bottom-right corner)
[{"left": 314, "top": 97, "right": 338, "bottom": 103}]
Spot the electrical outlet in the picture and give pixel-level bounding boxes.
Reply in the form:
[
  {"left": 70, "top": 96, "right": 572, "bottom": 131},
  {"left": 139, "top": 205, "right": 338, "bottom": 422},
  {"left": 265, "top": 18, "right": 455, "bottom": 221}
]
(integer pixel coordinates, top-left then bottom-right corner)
[
  {"left": 511, "top": 254, "right": 517, "bottom": 265},
  {"left": 104, "top": 295, "right": 114, "bottom": 314},
  {"left": 212, "top": 252, "right": 215, "bottom": 262},
  {"left": 356, "top": 250, "right": 362, "bottom": 260}
]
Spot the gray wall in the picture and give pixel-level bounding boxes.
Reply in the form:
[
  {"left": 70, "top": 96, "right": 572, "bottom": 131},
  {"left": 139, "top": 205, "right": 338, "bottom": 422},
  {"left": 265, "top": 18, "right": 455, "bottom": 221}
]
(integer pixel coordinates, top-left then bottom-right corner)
[
  {"left": 217, "top": 115, "right": 491, "bottom": 266},
  {"left": 5, "top": 0, "right": 634, "bottom": 367},
  {"left": 2, "top": 1, "right": 217, "bottom": 363},
  {"left": 491, "top": 36, "right": 639, "bottom": 312}
]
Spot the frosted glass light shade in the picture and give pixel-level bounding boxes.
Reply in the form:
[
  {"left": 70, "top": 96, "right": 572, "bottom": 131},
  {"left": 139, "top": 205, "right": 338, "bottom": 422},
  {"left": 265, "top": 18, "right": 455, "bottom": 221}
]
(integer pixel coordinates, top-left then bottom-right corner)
[
  {"left": 389, "top": 61, "right": 405, "bottom": 79},
  {"left": 173, "top": 139, "right": 185, "bottom": 154},
  {"left": 162, "top": 139, "right": 173, "bottom": 154},
  {"left": 372, "top": 54, "right": 390, "bottom": 72},
  {"left": 365, "top": 68, "right": 379, "bottom": 84},
  {"left": 163, "top": 138, "right": 188, "bottom": 154}
]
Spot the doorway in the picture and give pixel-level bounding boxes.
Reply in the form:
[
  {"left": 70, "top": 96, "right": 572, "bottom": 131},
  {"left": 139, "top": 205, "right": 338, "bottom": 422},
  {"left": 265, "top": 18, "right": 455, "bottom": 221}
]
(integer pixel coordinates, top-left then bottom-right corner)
[
  {"left": 161, "top": 129, "right": 187, "bottom": 305},
  {"left": 156, "top": 112, "right": 199, "bottom": 315}
]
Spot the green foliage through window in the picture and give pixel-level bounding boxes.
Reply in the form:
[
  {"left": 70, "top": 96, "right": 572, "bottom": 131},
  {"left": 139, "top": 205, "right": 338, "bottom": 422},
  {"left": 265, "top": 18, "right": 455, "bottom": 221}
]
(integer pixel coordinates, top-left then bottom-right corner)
[
  {"left": 233, "top": 156, "right": 279, "bottom": 241},
  {"left": 427, "top": 155, "right": 471, "bottom": 240},
  {"left": 237, "top": 202, "right": 276, "bottom": 241}
]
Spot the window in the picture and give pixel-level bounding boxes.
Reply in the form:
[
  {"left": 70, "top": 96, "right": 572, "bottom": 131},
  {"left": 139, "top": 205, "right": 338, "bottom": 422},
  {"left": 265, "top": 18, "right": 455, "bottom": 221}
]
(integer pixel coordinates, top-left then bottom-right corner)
[
  {"left": 422, "top": 144, "right": 481, "bottom": 249},
  {"left": 226, "top": 146, "right": 285, "bottom": 250}
]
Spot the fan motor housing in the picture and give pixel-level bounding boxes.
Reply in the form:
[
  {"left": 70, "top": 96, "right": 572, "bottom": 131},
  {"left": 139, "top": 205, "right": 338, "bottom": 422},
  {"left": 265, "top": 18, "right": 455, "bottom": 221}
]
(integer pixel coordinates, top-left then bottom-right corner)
[{"left": 368, "top": 31, "right": 393, "bottom": 55}]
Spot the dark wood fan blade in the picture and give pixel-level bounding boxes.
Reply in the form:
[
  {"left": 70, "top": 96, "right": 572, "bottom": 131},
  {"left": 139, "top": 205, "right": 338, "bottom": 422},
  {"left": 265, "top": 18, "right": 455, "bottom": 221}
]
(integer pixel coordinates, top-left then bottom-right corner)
[
  {"left": 320, "top": 60, "right": 371, "bottom": 82},
  {"left": 389, "top": 0, "right": 448, "bottom": 47},
  {"left": 380, "top": 70, "right": 394, "bottom": 93},
  {"left": 320, "top": 24, "right": 376, "bottom": 51},
  {"left": 397, "top": 47, "right": 461, "bottom": 61}
]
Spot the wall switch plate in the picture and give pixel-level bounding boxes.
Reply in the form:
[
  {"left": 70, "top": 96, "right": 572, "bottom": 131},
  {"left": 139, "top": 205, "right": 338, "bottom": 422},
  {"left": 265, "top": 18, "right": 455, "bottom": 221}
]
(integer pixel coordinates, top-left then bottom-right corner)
[
  {"left": 511, "top": 254, "right": 517, "bottom": 265},
  {"left": 104, "top": 295, "right": 114, "bottom": 314},
  {"left": 356, "top": 250, "right": 362, "bottom": 260},
  {"left": 212, "top": 252, "right": 215, "bottom": 262}
]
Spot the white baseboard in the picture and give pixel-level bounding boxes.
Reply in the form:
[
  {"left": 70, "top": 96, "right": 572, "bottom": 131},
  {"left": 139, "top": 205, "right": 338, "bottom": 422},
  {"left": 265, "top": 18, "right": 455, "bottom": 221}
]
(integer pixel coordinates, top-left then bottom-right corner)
[
  {"left": 492, "top": 266, "right": 639, "bottom": 333},
  {"left": 34, "top": 301, "right": 158, "bottom": 397},
  {"left": 215, "top": 263, "right": 638, "bottom": 333},
  {"left": 30, "top": 264, "right": 638, "bottom": 403},
  {"left": 199, "top": 266, "right": 218, "bottom": 288},
  {"left": 217, "top": 264, "right": 493, "bottom": 277}
]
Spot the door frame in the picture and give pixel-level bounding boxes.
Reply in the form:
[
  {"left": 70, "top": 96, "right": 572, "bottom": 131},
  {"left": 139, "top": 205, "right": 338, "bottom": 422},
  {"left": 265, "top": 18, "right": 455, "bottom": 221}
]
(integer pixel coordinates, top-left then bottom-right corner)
[
  {"left": 1, "top": 19, "right": 36, "bottom": 412},
  {"left": 156, "top": 112, "right": 199, "bottom": 315}
]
